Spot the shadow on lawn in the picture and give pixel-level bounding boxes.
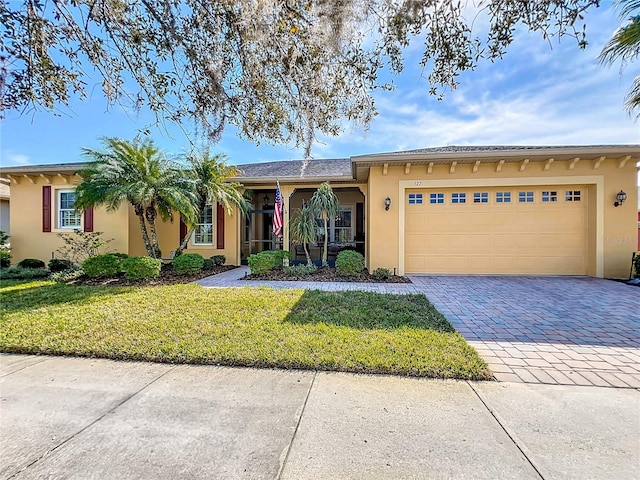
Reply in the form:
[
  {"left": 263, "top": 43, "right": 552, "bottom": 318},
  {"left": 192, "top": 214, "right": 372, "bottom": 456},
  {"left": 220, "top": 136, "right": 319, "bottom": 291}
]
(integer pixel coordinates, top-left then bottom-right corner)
[
  {"left": 283, "top": 290, "right": 455, "bottom": 333},
  {"left": 0, "top": 282, "right": 134, "bottom": 315}
]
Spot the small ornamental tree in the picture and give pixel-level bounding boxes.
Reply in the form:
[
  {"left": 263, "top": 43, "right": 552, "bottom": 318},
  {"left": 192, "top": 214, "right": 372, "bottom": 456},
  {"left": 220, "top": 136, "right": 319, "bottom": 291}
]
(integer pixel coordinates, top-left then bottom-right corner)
[
  {"left": 309, "top": 183, "right": 340, "bottom": 267},
  {"left": 290, "top": 202, "right": 321, "bottom": 266},
  {"left": 55, "top": 230, "right": 113, "bottom": 265}
]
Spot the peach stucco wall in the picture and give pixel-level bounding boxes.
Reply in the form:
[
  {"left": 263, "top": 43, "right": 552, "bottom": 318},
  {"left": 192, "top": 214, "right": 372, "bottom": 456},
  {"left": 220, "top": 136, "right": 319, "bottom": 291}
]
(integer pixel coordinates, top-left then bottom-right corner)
[
  {"left": 367, "top": 157, "right": 637, "bottom": 278},
  {"left": 8, "top": 176, "right": 128, "bottom": 264}
]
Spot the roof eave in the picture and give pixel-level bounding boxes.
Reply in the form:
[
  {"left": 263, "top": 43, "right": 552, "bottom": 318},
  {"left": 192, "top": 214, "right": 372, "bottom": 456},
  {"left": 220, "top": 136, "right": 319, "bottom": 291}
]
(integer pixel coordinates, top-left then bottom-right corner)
[{"left": 0, "top": 162, "right": 87, "bottom": 176}]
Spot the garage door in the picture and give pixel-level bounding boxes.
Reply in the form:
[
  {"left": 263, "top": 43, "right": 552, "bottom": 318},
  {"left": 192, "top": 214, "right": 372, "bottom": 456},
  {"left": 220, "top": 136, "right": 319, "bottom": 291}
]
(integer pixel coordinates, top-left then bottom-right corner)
[{"left": 405, "top": 186, "right": 589, "bottom": 275}]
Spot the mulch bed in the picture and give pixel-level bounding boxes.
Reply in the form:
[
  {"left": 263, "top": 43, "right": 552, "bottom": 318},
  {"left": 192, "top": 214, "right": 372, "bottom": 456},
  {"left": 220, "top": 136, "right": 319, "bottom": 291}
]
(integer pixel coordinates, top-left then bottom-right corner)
[
  {"left": 69, "top": 264, "right": 237, "bottom": 287},
  {"left": 245, "top": 266, "right": 411, "bottom": 283}
]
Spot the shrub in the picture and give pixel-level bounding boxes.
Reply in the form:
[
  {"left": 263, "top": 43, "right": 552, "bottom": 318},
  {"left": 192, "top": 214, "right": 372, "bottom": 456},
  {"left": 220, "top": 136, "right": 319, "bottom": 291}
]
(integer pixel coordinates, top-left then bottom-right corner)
[
  {"left": 111, "top": 252, "right": 129, "bottom": 260},
  {"left": 634, "top": 252, "right": 640, "bottom": 279},
  {"left": 203, "top": 258, "right": 215, "bottom": 270},
  {"left": 264, "top": 250, "right": 291, "bottom": 266},
  {"left": 284, "top": 263, "right": 317, "bottom": 277},
  {"left": 48, "top": 258, "right": 74, "bottom": 272},
  {"left": 372, "top": 267, "right": 392, "bottom": 281},
  {"left": 82, "top": 254, "right": 122, "bottom": 278},
  {"left": 121, "top": 256, "right": 162, "bottom": 280},
  {"left": 50, "top": 267, "right": 84, "bottom": 283},
  {"left": 0, "top": 231, "right": 10, "bottom": 268},
  {"left": 335, "top": 250, "right": 365, "bottom": 276},
  {"left": 0, "top": 267, "right": 50, "bottom": 280},
  {"left": 17, "top": 258, "right": 46, "bottom": 269},
  {"left": 173, "top": 253, "right": 204, "bottom": 275},
  {"left": 211, "top": 254, "right": 226, "bottom": 266},
  {"left": 55, "top": 230, "right": 114, "bottom": 264},
  {"left": 248, "top": 251, "right": 276, "bottom": 275},
  {"left": 0, "top": 250, "right": 10, "bottom": 268}
]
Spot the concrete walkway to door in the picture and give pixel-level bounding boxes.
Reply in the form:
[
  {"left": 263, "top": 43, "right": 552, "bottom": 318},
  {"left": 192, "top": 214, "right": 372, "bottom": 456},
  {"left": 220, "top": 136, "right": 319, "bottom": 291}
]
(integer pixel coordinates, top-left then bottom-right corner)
[{"left": 410, "top": 276, "right": 640, "bottom": 388}]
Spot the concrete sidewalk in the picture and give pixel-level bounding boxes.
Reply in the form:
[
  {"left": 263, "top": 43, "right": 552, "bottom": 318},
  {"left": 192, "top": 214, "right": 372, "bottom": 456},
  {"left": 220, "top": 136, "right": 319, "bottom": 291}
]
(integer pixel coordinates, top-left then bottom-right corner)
[{"left": 1, "top": 354, "right": 638, "bottom": 480}]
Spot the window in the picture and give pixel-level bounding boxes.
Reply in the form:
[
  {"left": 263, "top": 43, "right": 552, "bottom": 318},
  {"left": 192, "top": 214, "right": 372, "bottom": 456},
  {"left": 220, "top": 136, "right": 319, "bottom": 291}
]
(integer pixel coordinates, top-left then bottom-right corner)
[
  {"left": 333, "top": 208, "right": 353, "bottom": 243},
  {"left": 496, "top": 192, "right": 511, "bottom": 203},
  {"left": 473, "top": 192, "right": 488, "bottom": 204},
  {"left": 194, "top": 204, "right": 214, "bottom": 245},
  {"left": 451, "top": 193, "right": 466, "bottom": 204},
  {"left": 315, "top": 207, "right": 353, "bottom": 243},
  {"left": 542, "top": 191, "right": 558, "bottom": 202},
  {"left": 408, "top": 193, "right": 423, "bottom": 205},
  {"left": 58, "top": 190, "right": 81, "bottom": 229},
  {"left": 518, "top": 191, "right": 534, "bottom": 203},
  {"left": 565, "top": 190, "right": 581, "bottom": 202},
  {"left": 430, "top": 193, "right": 444, "bottom": 204}
]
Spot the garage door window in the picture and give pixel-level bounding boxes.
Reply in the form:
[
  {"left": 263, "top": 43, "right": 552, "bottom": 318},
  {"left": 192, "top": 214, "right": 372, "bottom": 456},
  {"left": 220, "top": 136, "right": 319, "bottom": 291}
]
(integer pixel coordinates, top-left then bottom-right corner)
[
  {"left": 518, "top": 191, "right": 534, "bottom": 203},
  {"left": 430, "top": 193, "right": 444, "bottom": 204},
  {"left": 473, "top": 192, "right": 488, "bottom": 203},
  {"left": 451, "top": 193, "right": 466, "bottom": 204},
  {"left": 408, "top": 193, "right": 423, "bottom": 204},
  {"left": 542, "top": 191, "right": 558, "bottom": 202},
  {"left": 496, "top": 192, "right": 511, "bottom": 203},
  {"left": 565, "top": 190, "right": 581, "bottom": 202}
]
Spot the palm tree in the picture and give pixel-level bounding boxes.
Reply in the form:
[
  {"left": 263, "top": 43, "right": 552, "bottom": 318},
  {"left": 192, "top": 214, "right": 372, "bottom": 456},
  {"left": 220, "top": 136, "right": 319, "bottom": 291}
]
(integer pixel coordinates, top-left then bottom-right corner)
[
  {"left": 289, "top": 201, "right": 321, "bottom": 265},
  {"left": 599, "top": 0, "right": 640, "bottom": 116},
  {"left": 177, "top": 150, "right": 249, "bottom": 253},
  {"left": 308, "top": 182, "right": 340, "bottom": 267},
  {"left": 75, "top": 137, "right": 197, "bottom": 258}
]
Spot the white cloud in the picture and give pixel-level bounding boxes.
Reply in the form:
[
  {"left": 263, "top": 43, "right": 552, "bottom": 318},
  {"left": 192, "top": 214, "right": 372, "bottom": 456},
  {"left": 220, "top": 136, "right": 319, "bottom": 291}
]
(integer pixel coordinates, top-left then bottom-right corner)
[{"left": 2, "top": 151, "right": 31, "bottom": 166}]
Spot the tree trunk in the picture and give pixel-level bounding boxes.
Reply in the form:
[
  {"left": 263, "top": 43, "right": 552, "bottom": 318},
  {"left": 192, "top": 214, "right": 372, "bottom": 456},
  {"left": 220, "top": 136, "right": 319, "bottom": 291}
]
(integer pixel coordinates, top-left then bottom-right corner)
[
  {"left": 322, "top": 214, "right": 329, "bottom": 267},
  {"left": 135, "top": 208, "right": 154, "bottom": 257},
  {"left": 303, "top": 241, "right": 312, "bottom": 266},
  {"left": 145, "top": 206, "right": 162, "bottom": 258},
  {"left": 177, "top": 228, "right": 194, "bottom": 254}
]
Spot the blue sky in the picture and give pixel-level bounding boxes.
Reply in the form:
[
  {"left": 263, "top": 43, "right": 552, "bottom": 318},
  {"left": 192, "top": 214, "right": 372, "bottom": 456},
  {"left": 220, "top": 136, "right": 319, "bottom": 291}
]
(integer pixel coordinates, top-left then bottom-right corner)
[{"left": 1, "top": 1, "right": 638, "bottom": 168}]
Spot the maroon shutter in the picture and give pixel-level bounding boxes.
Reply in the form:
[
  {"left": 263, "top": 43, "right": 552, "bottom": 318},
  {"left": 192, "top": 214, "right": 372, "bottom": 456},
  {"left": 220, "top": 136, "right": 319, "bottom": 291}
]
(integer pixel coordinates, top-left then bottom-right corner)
[
  {"left": 83, "top": 208, "right": 94, "bottom": 232},
  {"left": 216, "top": 203, "right": 225, "bottom": 249},
  {"left": 42, "top": 186, "right": 51, "bottom": 232},
  {"left": 179, "top": 218, "right": 188, "bottom": 244}
]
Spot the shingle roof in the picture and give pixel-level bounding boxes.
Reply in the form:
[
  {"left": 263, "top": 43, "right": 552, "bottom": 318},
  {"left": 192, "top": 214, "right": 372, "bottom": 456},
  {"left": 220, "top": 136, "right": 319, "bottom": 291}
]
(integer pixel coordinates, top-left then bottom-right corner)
[
  {"left": 359, "top": 145, "right": 634, "bottom": 157},
  {"left": 235, "top": 158, "right": 352, "bottom": 182}
]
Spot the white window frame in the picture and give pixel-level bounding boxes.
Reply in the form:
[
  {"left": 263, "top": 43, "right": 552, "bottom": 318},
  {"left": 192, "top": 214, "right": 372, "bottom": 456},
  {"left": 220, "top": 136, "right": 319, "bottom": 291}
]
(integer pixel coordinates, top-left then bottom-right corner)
[
  {"left": 408, "top": 193, "right": 423, "bottom": 205},
  {"left": 473, "top": 192, "right": 489, "bottom": 204},
  {"left": 496, "top": 191, "right": 511, "bottom": 203},
  {"left": 315, "top": 206, "right": 354, "bottom": 244},
  {"left": 57, "top": 189, "right": 82, "bottom": 229},
  {"left": 430, "top": 193, "right": 445, "bottom": 204},
  {"left": 192, "top": 204, "right": 214, "bottom": 246},
  {"left": 518, "top": 191, "right": 535, "bottom": 203},
  {"left": 565, "top": 190, "right": 582, "bottom": 202},
  {"left": 451, "top": 192, "right": 466, "bottom": 204}
]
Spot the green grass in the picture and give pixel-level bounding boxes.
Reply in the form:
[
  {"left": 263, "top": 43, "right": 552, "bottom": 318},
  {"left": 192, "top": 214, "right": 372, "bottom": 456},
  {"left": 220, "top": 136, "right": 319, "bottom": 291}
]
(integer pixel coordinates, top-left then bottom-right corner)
[{"left": 0, "top": 280, "right": 491, "bottom": 380}]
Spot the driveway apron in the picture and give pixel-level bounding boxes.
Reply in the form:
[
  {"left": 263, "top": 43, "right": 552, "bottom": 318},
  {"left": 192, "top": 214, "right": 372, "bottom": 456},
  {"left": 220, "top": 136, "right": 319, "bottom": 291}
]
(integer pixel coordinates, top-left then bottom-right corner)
[{"left": 410, "top": 276, "right": 640, "bottom": 388}]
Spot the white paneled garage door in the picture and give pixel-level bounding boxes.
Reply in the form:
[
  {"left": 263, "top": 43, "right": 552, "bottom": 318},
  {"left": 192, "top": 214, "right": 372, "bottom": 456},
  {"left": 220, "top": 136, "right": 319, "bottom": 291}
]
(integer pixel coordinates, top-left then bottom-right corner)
[{"left": 404, "top": 186, "right": 589, "bottom": 275}]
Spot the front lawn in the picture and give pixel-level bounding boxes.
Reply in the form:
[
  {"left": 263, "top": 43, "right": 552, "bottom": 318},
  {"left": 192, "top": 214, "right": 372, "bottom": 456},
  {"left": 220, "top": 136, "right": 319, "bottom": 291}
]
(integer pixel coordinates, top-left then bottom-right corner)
[{"left": 0, "top": 280, "right": 491, "bottom": 380}]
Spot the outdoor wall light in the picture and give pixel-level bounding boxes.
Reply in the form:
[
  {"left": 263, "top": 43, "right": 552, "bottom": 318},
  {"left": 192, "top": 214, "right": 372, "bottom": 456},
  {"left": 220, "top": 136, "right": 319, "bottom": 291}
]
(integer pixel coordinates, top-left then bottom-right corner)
[
  {"left": 614, "top": 190, "right": 627, "bottom": 207},
  {"left": 384, "top": 196, "right": 391, "bottom": 211},
  {"left": 263, "top": 193, "right": 270, "bottom": 208}
]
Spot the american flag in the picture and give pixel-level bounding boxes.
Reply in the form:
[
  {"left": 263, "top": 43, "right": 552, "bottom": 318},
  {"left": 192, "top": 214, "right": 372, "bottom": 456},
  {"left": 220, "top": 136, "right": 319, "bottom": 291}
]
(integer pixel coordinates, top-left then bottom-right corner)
[{"left": 273, "top": 184, "right": 283, "bottom": 237}]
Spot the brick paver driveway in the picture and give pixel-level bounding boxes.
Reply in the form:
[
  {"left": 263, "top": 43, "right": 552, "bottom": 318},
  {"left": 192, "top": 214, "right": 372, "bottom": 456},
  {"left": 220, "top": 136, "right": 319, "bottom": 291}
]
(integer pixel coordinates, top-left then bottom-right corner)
[{"left": 410, "top": 276, "right": 640, "bottom": 388}]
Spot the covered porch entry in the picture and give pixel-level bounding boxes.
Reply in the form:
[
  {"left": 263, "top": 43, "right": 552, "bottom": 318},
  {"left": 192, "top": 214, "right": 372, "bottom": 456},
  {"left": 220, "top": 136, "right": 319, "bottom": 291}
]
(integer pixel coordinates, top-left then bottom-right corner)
[
  {"left": 240, "top": 186, "right": 365, "bottom": 265},
  {"left": 288, "top": 187, "right": 365, "bottom": 265}
]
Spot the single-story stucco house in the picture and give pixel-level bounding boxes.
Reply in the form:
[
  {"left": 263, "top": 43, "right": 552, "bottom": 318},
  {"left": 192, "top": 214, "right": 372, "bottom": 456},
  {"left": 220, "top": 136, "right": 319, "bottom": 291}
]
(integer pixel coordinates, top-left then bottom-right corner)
[{"left": 1, "top": 145, "right": 638, "bottom": 278}]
